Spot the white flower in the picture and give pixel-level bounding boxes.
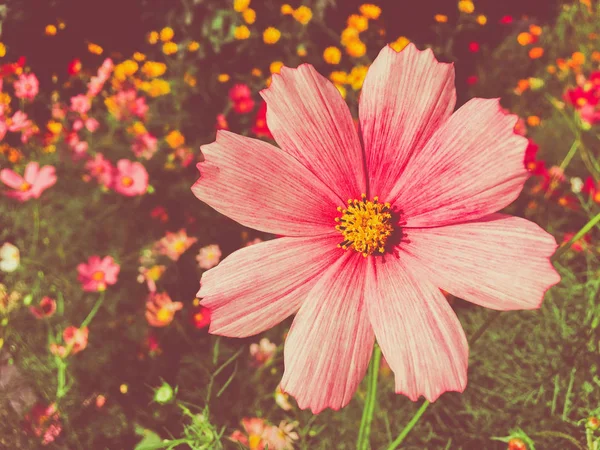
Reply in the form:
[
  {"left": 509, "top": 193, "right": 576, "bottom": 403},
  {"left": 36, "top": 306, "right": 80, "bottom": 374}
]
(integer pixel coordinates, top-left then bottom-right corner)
[
  {"left": 570, "top": 177, "right": 583, "bottom": 194},
  {"left": 0, "top": 243, "right": 20, "bottom": 272}
]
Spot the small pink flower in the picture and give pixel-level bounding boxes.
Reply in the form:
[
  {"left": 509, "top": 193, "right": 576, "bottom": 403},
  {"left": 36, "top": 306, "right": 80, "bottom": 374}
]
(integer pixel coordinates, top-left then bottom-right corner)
[
  {"left": 112, "top": 159, "right": 149, "bottom": 196},
  {"left": 145, "top": 292, "right": 183, "bottom": 327},
  {"left": 0, "top": 121, "right": 7, "bottom": 141},
  {"left": 230, "top": 418, "right": 269, "bottom": 450},
  {"left": 87, "top": 76, "right": 105, "bottom": 97},
  {"left": 77, "top": 255, "right": 120, "bottom": 292},
  {"left": 30, "top": 296, "right": 57, "bottom": 319},
  {"left": 85, "top": 153, "right": 114, "bottom": 186},
  {"left": 192, "top": 44, "right": 561, "bottom": 413},
  {"left": 85, "top": 117, "right": 100, "bottom": 132},
  {"left": 196, "top": 244, "right": 222, "bottom": 269},
  {"left": 132, "top": 133, "right": 158, "bottom": 160},
  {"left": 229, "top": 84, "right": 255, "bottom": 114},
  {"left": 0, "top": 162, "right": 57, "bottom": 201},
  {"left": 249, "top": 337, "right": 277, "bottom": 367},
  {"left": 70, "top": 94, "right": 91, "bottom": 114},
  {"left": 8, "top": 110, "right": 32, "bottom": 132},
  {"left": 63, "top": 326, "right": 89, "bottom": 354},
  {"left": 13, "top": 73, "right": 39, "bottom": 101},
  {"left": 264, "top": 421, "right": 299, "bottom": 450},
  {"left": 154, "top": 229, "right": 197, "bottom": 261},
  {"left": 52, "top": 103, "right": 67, "bottom": 120},
  {"left": 24, "top": 403, "right": 62, "bottom": 446}
]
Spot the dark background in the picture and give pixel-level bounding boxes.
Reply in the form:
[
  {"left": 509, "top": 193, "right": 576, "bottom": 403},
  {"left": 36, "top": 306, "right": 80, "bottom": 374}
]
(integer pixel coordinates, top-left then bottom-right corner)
[{"left": 1, "top": 0, "right": 562, "bottom": 80}]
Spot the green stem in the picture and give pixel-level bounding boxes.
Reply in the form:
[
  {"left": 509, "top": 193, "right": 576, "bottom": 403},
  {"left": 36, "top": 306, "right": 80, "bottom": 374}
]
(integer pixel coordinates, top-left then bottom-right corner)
[
  {"left": 80, "top": 292, "right": 105, "bottom": 329},
  {"left": 553, "top": 212, "right": 600, "bottom": 260},
  {"left": 386, "top": 400, "right": 430, "bottom": 450},
  {"left": 357, "top": 345, "right": 382, "bottom": 450},
  {"left": 386, "top": 311, "right": 502, "bottom": 450},
  {"left": 559, "top": 139, "right": 579, "bottom": 172}
]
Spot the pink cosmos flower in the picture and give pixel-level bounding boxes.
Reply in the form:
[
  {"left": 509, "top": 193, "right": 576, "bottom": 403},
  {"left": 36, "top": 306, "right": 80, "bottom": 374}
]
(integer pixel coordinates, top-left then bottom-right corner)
[
  {"left": 24, "top": 403, "right": 62, "bottom": 445},
  {"left": 13, "top": 73, "right": 39, "bottom": 101},
  {"left": 145, "top": 292, "right": 183, "bottom": 327},
  {"left": 111, "top": 159, "right": 149, "bottom": 196},
  {"left": 85, "top": 117, "right": 100, "bottom": 132},
  {"left": 263, "top": 421, "right": 299, "bottom": 450},
  {"left": 191, "top": 44, "right": 561, "bottom": 413},
  {"left": 77, "top": 255, "right": 120, "bottom": 292},
  {"left": 230, "top": 418, "right": 269, "bottom": 450},
  {"left": 85, "top": 153, "right": 113, "bottom": 186},
  {"left": 70, "top": 94, "right": 91, "bottom": 114},
  {"left": 154, "top": 229, "right": 197, "bottom": 261},
  {"left": 131, "top": 133, "right": 158, "bottom": 160},
  {"left": 0, "top": 120, "right": 7, "bottom": 141},
  {"left": 0, "top": 162, "right": 57, "bottom": 201},
  {"left": 8, "top": 110, "right": 32, "bottom": 132},
  {"left": 196, "top": 244, "right": 222, "bottom": 269},
  {"left": 30, "top": 296, "right": 57, "bottom": 319}
]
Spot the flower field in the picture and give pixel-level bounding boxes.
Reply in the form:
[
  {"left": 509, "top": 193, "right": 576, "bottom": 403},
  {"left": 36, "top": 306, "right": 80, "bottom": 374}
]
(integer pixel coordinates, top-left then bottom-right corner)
[{"left": 0, "top": 0, "right": 599, "bottom": 449}]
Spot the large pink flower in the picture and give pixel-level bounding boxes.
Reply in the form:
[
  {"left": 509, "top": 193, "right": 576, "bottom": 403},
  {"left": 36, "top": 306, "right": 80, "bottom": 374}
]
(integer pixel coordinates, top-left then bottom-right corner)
[
  {"left": 191, "top": 44, "right": 561, "bottom": 413},
  {"left": 0, "top": 162, "right": 57, "bottom": 201}
]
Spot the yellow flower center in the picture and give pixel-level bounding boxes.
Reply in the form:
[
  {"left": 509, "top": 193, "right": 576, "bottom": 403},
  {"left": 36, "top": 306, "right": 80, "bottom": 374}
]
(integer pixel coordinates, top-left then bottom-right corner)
[
  {"left": 156, "top": 308, "right": 172, "bottom": 323},
  {"left": 121, "top": 176, "right": 134, "bottom": 187},
  {"left": 335, "top": 194, "right": 394, "bottom": 257},
  {"left": 248, "top": 434, "right": 262, "bottom": 450},
  {"left": 92, "top": 271, "right": 105, "bottom": 281},
  {"left": 19, "top": 182, "right": 32, "bottom": 192}
]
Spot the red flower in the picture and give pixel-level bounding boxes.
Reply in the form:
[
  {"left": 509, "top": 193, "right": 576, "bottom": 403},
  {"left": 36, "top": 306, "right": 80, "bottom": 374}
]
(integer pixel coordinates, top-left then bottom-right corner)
[
  {"left": 499, "top": 15, "right": 513, "bottom": 24},
  {"left": 251, "top": 102, "right": 273, "bottom": 139},
  {"left": 466, "top": 75, "right": 478, "bottom": 85},
  {"left": 30, "top": 296, "right": 57, "bottom": 319},
  {"left": 191, "top": 305, "right": 211, "bottom": 329},
  {"left": 0, "top": 57, "right": 26, "bottom": 78},
  {"left": 468, "top": 42, "right": 480, "bottom": 53},
  {"left": 582, "top": 176, "right": 600, "bottom": 203},
  {"left": 68, "top": 58, "right": 82, "bottom": 75}
]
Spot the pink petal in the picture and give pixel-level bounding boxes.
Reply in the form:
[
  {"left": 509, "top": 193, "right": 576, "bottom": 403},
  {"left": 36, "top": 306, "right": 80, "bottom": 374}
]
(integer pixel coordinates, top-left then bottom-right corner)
[
  {"left": 23, "top": 161, "right": 40, "bottom": 184},
  {"left": 193, "top": 131, "right": 342, "bottom": 237},
  {"left": 31, "top": 166, "right": 57, "bottom": 197},
  {"left": 359, "top": 44, "right": 456, "bottom": 199},
  {"left": 280, "top": 252, "right": 374, "bottom": 413},
  {"left": 390, "top": 98, "right": 529, "bottom": 227},
  {"left": 0, "top": 169, "right": 24, "bottom": 189},
  {"left": 199, "top": 235, "right": 344, "bottom": 337},
  {"left": 402, "top": 214, "right": 560, "bottom": 310},
  {"left": 365, "top": 255, "right": 468, "bottom": 402},
  {"left": 260, "top": 64, "right": 365, "bottom": 200}
]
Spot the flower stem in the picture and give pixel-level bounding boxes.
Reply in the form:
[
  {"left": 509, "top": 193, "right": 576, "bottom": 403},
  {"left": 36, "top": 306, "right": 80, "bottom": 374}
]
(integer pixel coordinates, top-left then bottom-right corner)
[
  {"left": 553, "top": 211, "right": 600, "bottom": 261},
  {"left": 356, "top": 344, "right": 382, "bottom": 450},
  {"left": 80, "top": 292, "right": 105, "bottom": 329},
  {"left": 386, "top": 400, "right": 430, "bottom": 450},
  {"left": 559, "top": 139, "right": 579, "bottom": 172},
  {"left": 386, "top": 311, "right": 502, "bottom": 450}
]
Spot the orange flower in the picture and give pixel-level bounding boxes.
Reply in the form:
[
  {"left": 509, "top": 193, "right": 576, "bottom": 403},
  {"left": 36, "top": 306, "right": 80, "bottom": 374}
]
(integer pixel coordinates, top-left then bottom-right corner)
[
  {"left": 517, "top": 32, "right": 534, "bottom": 46},
  {"left": 359, "top": 4, "right": 381, "bottom": 20},
  {"left": 529, "top": 24, "right": 542, "bottom": 36},
  {"left": 145, "top": 292, "right": 183, "bottom": 327},
  {"left": 434, "top": 14, "right": 448, "bottom": 23},
  {"left": 529, "top": 47, "right": 544, "bottom": 59}
]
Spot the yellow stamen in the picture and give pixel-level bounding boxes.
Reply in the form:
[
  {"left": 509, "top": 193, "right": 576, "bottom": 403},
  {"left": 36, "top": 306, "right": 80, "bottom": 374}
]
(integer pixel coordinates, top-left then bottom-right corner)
[
  {"left": 20, "top": 182, "right": 32, "bottom": 192},
  {"left": 335, "top": 194, "right": 394, "bottom": 256},
  {"left": 92, "top": 271, "right": 105, "bottom": 281},
  {"left": 121, "top": 176, "right": 134, "bottom": 187}
]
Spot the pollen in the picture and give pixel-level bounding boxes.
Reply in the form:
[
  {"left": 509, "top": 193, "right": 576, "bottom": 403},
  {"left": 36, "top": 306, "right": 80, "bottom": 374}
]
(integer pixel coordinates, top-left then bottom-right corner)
[{"left": 335, "top": 194, "right": 394, "bottom": 257}]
